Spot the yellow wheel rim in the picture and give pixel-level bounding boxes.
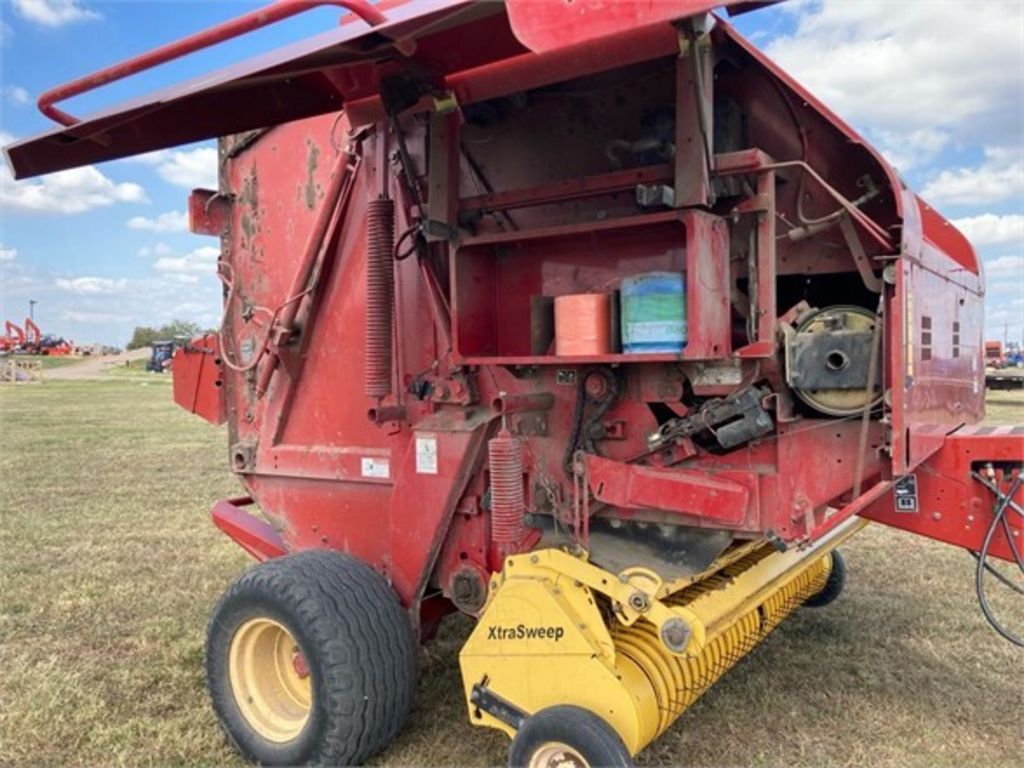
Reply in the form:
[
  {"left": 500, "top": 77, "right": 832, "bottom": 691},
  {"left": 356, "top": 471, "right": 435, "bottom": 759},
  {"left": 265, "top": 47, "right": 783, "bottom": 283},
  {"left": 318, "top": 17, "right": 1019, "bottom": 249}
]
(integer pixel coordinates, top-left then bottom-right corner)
[
  {"left": 529, "top": 741, "right": 590, "bottom": 768},
  {"left": 228, "top": 618, "right": 312, "bottom": 742}
]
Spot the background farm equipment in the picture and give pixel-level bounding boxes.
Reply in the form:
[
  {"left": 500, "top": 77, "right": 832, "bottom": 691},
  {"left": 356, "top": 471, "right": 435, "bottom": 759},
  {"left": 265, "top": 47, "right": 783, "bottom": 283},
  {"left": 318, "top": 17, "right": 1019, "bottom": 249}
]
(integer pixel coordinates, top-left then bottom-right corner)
[
  {"left": 985, "top": 340, "right": 1007, "bottom": 368},
  {"left": 6, "top": 1, "right": 1021, "bottom": 767},
  {"left": 19, "top": 318, "right": 74, "bottom": 356},
  {"left": 1, "top": 321, "right": 26, "bottom": 354},
  {"left": 147, "top": 340, "right": 178, "bottom": 373}
]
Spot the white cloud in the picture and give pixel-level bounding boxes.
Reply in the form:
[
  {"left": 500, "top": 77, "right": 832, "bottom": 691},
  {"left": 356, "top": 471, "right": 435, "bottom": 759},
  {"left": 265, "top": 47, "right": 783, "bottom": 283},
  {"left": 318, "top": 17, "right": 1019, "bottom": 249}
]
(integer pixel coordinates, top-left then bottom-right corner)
[
  {"left": 127, "top": 210, "right": 188, "bottom": 233},
  {"left": 984, "top": 255, "right": 1024, "bottom": 280},
  {"left": 153, "top": 245, "right": 220, "bottom": 276},
  {"left": 952, "top": 214, "right": 1024, "bottom": 247},
  {"left": 921, "top": 147, "right": 1024, "bottom": 206},
  {"left": 3, "top": 85, "right": 31, "bottom": 105},
  {"left": 137, "top": 243, "right": 173, "bottom": 258},
  {"left": 0, "top": 134, "right": 148, "bottom": 214},
  {"left": 874, "top": 128, "right": 950, "bottom": 173},
  {"left": 60, "top": 309, "right": 131, "bottom": 324},
  {"left": 131, "top": 147, "right": 218, "bottom": 189},
  {"left": 55, "top": 276, "right": 129, "bottom": 295},
  {"left": 765, "top": 1, "right": 1024, "bottom": 148},
  {"left": 983, "top": 256, "right": 1024, "bottom": 341},
  {"left": 0, "top": 245, "right": 16, "bottom": 262},
  {"left": 12, "top": 0, "right": 99, "bottom": 27},
  {"left": 3, "top": 257, "right": 223, "bottom": 346}
]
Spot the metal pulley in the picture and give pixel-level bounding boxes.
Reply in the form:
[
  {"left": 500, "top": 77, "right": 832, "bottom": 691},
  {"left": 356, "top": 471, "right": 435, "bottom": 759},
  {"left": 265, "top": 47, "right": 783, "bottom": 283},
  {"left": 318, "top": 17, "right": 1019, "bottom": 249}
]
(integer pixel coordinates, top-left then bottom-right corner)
[{"left": 786, "top": 305, "right": 883, "bottom": 416}]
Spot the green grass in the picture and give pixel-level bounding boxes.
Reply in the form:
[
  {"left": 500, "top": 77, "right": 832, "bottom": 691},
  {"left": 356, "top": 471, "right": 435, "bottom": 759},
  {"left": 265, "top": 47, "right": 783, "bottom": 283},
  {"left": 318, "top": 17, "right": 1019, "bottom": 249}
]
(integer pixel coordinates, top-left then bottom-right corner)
[
  {"left": 103, "top": 360, "right": 172, "bottom": 380},
  {"left": 0, "top": 380, "right": 244, "bottom": 765},
  {"left": 1, "top": 383, "right": 1021, "bottom": 767}
]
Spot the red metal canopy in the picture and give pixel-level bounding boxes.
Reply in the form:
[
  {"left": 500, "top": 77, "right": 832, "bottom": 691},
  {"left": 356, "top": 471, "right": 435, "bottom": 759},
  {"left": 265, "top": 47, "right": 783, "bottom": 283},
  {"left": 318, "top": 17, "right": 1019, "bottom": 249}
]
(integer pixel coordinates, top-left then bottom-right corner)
[
  {"left": 505, "top": 0, "right": 779, "bottom": 52},
  {"left": 4, "top": 0, "right": 776, "bottom": 180},
  {"left": 4, "top": 0, "right": 483, "bottom": 179}
]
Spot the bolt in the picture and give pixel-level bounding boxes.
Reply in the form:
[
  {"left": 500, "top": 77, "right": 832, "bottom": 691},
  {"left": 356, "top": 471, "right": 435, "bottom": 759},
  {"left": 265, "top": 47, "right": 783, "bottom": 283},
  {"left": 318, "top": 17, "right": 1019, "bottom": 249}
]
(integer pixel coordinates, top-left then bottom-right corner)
[
  {"left": 660, "top": 618, "right": 691, "bottom": 653},
  {"left": 628, "top": 592, "right": 649, "bottom": 612},
  {"left": 583, "top": 371, "right": 609, "bottom": 399}
]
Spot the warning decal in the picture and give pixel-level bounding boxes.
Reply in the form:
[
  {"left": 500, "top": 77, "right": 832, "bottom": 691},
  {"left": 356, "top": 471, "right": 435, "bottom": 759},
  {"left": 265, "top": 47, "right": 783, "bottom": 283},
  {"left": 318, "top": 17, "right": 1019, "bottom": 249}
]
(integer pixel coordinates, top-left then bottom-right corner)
[
  {"left": 416, "top": 434, "right": 438, "bottom": 475},
  {"left": 361, "top": 457, "right": 390, "bottom": 479}
]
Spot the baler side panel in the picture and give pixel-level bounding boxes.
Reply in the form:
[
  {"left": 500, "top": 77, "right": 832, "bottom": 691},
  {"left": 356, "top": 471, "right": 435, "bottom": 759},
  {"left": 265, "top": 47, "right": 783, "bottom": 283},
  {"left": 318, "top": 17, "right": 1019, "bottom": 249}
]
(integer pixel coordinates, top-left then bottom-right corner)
[
  {"left": 890, "top": 192, "right": 985, "bottom": 474},
  {"left": 216, "top": 113, "right": 493, "bottom": 609}
]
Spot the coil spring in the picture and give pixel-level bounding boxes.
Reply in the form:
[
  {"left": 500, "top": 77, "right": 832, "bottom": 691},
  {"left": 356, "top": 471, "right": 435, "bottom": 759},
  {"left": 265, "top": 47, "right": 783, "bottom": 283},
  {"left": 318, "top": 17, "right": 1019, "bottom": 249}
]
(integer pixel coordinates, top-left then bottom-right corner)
[
  {"left": 364, "top": 197, "right": 394, "bottom": 399},
  {"left": 489, "top": 429, "right": 527, "bottom": 545},
  {"left": 611, "top": 551, "right": 832, "bottom": 748}
]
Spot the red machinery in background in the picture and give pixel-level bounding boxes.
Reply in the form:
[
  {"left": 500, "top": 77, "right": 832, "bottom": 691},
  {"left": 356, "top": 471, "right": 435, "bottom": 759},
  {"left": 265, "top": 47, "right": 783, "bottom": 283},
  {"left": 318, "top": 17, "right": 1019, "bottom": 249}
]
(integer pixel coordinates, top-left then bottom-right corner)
[
  {"left": 21, "top": 318, "right": 73, "bottom": 356},
  {"left": 6, "top": 2, "right": 1021, "bottom": 766},
  {"left": 1, "top": 320, "right": 26, "bottom": 353},
  {"left": 986, "top": 340, "right": 1006, "bottom": 368},
  {"left": 23, "top": 318, "right": 41, "bottom": 351}
]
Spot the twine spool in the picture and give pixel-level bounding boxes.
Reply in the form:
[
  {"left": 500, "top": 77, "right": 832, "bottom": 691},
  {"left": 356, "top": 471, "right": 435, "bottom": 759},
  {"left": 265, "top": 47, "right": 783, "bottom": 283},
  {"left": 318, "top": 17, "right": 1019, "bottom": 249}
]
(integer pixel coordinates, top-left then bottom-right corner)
[{"left": 555, "top": 293, "right": 612, "bottom": 356}]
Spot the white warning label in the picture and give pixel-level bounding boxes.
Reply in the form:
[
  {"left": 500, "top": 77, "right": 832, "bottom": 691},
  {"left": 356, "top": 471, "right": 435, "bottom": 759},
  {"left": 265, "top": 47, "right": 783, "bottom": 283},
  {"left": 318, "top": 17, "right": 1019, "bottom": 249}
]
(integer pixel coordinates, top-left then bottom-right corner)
[
  {"left": 416, "top": 434, "right": 438, "bottom": 475},
  {"left": 360, "top": 457, "right": 390, "bottom": 479}
]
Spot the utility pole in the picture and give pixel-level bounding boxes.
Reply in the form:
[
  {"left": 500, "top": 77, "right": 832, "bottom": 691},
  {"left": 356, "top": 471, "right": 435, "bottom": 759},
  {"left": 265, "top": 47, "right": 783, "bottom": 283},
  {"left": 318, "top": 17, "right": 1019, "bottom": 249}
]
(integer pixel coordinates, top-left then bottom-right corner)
[{"left": 29, "top": 299, "right": 37, "bottom": 322}]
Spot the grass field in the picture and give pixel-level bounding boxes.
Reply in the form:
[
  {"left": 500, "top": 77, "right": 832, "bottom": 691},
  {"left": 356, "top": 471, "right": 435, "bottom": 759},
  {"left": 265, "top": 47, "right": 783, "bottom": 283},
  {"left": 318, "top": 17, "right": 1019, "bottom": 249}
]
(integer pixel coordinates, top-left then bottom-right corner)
[{"left": 1, "top": 375, "right": 1021, "bottom": 767}]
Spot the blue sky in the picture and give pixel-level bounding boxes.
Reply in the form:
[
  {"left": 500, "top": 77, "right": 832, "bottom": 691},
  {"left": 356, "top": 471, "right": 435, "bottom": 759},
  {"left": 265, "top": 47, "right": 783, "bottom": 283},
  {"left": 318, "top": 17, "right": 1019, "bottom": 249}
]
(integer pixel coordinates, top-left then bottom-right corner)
[{"left": 0, "top": 0, "right": 1021, "bottom": 346}]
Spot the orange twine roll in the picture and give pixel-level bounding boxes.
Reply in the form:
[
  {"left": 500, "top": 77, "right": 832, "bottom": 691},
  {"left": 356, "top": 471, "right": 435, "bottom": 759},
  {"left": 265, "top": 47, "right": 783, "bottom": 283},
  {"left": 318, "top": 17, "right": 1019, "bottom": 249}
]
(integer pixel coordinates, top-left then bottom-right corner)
[{"left": 555, "top": 293, "right": 612, "bottom": 356}]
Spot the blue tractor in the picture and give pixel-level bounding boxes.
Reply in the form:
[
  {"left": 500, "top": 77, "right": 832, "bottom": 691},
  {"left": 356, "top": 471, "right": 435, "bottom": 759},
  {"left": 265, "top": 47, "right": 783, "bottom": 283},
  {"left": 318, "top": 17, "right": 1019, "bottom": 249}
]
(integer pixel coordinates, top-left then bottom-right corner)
[{"left": 146, "top": 340, "right": 176, "bottom": 373}]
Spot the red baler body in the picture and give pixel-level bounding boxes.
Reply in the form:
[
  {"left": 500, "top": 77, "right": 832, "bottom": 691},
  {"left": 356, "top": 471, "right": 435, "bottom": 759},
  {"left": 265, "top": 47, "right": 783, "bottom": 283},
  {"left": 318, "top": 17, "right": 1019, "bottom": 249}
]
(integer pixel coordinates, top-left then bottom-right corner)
[{"left": 6, "top": 0, "right": 1019, "bottom": 628}]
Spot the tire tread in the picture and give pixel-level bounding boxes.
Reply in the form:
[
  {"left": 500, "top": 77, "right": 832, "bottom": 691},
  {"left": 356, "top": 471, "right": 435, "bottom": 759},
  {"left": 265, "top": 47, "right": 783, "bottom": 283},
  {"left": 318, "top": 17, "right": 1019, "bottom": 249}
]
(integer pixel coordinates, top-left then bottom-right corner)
[{"left": 206, "top": 550, "right": 416, "bottom": 766}]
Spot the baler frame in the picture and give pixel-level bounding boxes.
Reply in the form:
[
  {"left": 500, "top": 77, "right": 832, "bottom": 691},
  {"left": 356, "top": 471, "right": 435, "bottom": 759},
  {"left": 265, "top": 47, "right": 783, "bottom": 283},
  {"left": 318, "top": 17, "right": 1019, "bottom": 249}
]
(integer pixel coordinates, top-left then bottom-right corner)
[{"left": 6, "top": 1, "right": 1020, "bottom": 766}]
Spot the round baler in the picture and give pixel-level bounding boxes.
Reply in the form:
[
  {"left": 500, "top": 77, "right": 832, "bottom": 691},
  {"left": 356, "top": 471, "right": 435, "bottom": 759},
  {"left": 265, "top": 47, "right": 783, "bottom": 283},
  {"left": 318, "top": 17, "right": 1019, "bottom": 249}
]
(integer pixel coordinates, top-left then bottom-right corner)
[{"left": 7, "top": 1, "right": 1022, "bottom": 766}]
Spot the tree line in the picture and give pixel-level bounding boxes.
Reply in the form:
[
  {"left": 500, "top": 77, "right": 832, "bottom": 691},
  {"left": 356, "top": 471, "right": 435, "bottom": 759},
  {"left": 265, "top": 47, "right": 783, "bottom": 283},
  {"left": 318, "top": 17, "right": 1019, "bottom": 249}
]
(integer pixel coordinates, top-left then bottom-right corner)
[{"left": 126, "top": 320, "right": 214, "bottom": 350}]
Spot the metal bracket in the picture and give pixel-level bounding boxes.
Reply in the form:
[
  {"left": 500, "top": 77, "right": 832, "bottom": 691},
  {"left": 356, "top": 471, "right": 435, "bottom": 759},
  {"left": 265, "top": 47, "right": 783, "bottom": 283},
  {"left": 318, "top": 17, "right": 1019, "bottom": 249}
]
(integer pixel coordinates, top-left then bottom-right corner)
[
  {"left": 420, "top": 218, "right": 459, "bottom": 243},
  {"left": 839, "top": 215, "right": 883, "bottom": 293},
  {"left": 636, "top": 183, "right": 675, "bottom": 208},
  {"left": 509, "top": 549, "right": 707, "bottom": 656},
  {"left": 470, "top": 684, "right": 527, "bottom": 730},
  {"left": 431, "top": 90, "right": 459, "bottom": 114}
]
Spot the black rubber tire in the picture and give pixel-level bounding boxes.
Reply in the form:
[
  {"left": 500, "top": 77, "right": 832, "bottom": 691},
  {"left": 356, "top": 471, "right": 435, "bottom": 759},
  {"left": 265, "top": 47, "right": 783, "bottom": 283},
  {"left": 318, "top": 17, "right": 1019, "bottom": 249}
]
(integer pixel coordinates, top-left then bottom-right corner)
[
  {"left": 508, "top": 705, "right": 634, "bottom": 768},
  {"left": 804, "top": 549, "right": 847, "bottom": 608},
  {"left": 205, "top": 550, "right": 417, "bottom": 766}
]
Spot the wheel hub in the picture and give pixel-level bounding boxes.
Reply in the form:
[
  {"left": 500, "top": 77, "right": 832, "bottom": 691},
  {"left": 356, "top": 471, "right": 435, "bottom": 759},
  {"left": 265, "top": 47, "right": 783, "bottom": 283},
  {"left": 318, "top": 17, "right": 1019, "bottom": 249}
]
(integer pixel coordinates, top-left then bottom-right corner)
[
  {"left": 228, "top": 617, "right": 312, "bottom": 742},
  {"left": 529, "top": 741, "right": 590, "bottom": 768}
]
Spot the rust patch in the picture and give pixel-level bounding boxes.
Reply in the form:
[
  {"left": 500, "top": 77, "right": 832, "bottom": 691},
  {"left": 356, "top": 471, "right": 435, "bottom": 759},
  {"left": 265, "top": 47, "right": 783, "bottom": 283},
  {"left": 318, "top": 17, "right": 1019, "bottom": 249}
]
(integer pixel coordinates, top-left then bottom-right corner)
[
  {"left": 305, "top": 141, "right": 320, "bottom": 211},
  {"left": 239, "top": 165, "right": 260, "bottom": 250}
]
